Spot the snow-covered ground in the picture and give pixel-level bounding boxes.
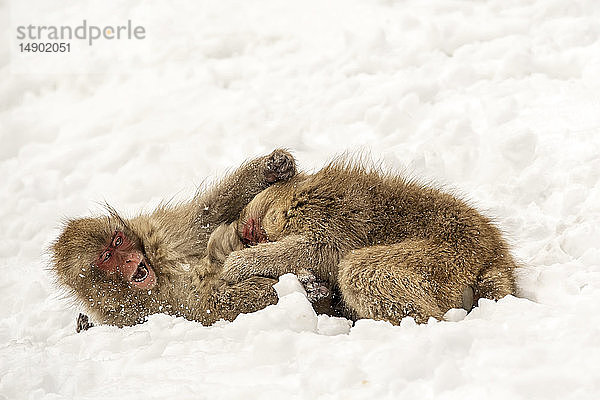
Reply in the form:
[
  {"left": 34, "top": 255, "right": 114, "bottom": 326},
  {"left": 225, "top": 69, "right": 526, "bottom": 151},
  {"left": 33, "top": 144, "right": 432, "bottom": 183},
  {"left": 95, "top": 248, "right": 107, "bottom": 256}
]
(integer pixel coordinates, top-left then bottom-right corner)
[{"left": 2, "top": 0, "right": 600, "bottom": 398}]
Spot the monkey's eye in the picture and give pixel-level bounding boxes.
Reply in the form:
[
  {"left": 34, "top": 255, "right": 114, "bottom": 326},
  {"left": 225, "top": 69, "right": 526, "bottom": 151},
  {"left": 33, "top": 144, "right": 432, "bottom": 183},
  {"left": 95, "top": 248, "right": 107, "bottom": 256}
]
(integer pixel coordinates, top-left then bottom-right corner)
[
  {"left": 102, "top": 251, "right": 111, "bottom": 262},
  {"left": 113, "top": 236, "right": 123, "bottom": 247}
]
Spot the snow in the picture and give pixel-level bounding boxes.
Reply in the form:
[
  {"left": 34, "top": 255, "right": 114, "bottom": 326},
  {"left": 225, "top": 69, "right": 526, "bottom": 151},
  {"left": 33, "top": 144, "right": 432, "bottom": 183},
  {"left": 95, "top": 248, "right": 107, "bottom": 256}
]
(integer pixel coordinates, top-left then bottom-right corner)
[{"left": 2, "top": 0, "right": 600, "bottom": 398}]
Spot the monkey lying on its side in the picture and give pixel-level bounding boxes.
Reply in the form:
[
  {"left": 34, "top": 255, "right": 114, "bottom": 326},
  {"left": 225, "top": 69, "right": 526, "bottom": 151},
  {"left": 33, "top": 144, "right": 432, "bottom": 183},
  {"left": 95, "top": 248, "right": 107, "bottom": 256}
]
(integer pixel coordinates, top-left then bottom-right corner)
[
  {"left": 51, "top": 150, "right": 327, "bottom": 330},
  {"left": 222, "top": 159, "right": 519, "bottom": 324}
]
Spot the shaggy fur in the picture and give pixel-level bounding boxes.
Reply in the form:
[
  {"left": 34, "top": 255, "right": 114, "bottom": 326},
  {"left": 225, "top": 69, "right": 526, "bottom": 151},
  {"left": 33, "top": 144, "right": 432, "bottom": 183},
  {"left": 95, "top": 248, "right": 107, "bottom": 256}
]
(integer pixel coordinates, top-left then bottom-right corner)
[
  {"left": 51, "top": 150, "right": 296, "bottom": 327},
  {"left": 222, "top": 159, "right": 518, "bottom": 324}
]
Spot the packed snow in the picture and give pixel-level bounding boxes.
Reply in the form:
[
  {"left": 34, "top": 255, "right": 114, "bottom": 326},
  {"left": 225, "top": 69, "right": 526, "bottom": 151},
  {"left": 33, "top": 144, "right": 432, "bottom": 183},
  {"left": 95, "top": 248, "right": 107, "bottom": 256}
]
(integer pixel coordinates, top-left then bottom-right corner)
[{"left": 2, "top": 0, "right": 600, "bottom": 398}]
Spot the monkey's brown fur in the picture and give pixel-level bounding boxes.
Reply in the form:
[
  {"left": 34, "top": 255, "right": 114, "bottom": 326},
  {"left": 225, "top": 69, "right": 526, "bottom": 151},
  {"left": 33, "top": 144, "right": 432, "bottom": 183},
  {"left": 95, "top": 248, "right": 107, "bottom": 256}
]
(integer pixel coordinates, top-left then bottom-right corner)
[
  {"left": 51, "top": 150, "right": 296, "bottom": 328},
  {"left": 223, "top": 159, "right": 518, "bottom": 324}
]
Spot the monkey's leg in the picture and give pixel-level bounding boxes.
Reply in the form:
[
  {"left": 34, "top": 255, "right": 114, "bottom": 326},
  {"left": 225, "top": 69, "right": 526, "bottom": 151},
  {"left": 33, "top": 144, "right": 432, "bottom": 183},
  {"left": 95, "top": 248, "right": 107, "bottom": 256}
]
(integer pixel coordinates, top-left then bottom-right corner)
[
  {"left": 196, "top": 149, "right": 296, "bottom": 226},
  {"left": 474, "top": 261, "right": 517, "bottom": 303},
  {"left": 337, "top": 240, "right": 477, "bottom": 324}
]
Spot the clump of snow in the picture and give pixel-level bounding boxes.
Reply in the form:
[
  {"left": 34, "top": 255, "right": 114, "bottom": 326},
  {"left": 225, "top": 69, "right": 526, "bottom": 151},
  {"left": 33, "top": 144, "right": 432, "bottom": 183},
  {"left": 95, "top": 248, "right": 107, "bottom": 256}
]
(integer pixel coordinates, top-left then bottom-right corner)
[
  {"left": 272, "top": 273, "right": 352, "bottom": 335},
  {"left": 2, "top": 0, "right": 600, "bottom": 398},
  {"left": 443, "top": 308, "right": 467, "bottom": 322}
]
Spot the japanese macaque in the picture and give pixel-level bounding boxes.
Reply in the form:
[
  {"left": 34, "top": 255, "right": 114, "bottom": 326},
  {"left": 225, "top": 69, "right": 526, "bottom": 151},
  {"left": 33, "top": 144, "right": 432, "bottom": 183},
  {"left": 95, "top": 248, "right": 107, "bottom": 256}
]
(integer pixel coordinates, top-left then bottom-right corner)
[
  {"left": 52, "top": 149, "right": 311, "bottom": 329},
  {"left": 222, "top": 159, "right": 519, "bottom": 324}
]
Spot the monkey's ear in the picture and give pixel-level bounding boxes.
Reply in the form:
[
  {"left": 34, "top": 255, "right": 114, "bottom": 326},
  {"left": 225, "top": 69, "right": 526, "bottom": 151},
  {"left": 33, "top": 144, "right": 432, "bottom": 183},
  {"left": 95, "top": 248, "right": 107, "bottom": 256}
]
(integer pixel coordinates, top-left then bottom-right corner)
[
  {"left": 102, "top": 204, "right": 136, "bottom": 238},
  {"left": 50, "top": 217, "right": 105, "bottom": 284},
  {"left": 57, "top": 217, "right": 98, "bottom": 244}
]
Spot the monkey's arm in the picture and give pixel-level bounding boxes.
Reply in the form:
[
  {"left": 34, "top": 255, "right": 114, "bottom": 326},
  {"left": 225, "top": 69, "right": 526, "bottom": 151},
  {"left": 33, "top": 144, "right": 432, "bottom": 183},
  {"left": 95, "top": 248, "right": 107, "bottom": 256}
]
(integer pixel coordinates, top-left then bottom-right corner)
[
  {"left": 209, "top": 273, "right": 331, "bottom": 324},
  {"left": 206, "top": 222, "right": 245, "bottom": 265},
  {"left": 202, "top": 276, "right": 280, "bottom": 324},
  {"left": 221, "top": 235, "right": 333, "bottom": 283},
  {"left": 205, "top": 227, "right": 331, "bottom": 318},
  {"left": 196, "top": 149, "right": 296, "bottom": 225}
]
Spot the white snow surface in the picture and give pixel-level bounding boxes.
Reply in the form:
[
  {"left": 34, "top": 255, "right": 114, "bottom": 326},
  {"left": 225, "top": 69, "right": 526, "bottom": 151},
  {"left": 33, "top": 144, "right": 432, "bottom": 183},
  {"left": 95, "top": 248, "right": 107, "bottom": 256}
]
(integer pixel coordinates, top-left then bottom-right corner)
[{"left": 2, "top": 0, "right": 600, "bottom": 399}]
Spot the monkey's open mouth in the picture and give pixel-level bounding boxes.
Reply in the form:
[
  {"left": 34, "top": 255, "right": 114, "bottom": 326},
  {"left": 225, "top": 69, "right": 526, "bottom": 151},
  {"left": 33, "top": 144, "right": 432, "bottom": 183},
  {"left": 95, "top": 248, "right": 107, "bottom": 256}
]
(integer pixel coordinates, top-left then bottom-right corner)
[{"left": 131, "top": 262, "right": 149, "bottom": 282}]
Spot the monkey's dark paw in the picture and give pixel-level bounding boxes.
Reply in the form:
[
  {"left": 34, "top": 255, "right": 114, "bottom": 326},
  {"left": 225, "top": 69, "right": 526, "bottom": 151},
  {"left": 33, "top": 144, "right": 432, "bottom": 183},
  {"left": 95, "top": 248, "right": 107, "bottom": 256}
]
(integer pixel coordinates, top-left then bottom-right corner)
[
  {"left": 462, "top": 285, "right": 475, "bottom": 312},
  {"left": 76, "top": 313, "right": 94, "bottom": 333},
  {"left": 264, "top": 149, "right": 296, "bottom": 184},
  {"left": 297, "top": 269, "right": 330, "bottom": 303}
]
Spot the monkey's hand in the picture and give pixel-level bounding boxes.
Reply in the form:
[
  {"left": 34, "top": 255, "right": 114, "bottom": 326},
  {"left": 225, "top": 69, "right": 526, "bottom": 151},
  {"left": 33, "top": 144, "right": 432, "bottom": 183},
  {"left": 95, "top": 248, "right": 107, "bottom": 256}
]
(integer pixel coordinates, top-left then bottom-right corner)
[
  {"left": 196, "top": 149, "right": 296, "bottom": 227},
  {"left": 76, "top": 313, "right": 94, "bottom": 333},
  {"left": 263, "top": 149, "right": 296, "bottom": 184},
  {"left": 297, "top": 268, "right": 330, "bottom": 303}
]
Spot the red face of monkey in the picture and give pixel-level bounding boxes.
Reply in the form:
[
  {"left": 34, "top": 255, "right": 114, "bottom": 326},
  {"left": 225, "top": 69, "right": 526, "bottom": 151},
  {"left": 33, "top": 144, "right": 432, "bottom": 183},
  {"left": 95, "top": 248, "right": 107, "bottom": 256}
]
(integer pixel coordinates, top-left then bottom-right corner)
[{"left": 94, "top": 231, "right": 156, "bottom": 290}]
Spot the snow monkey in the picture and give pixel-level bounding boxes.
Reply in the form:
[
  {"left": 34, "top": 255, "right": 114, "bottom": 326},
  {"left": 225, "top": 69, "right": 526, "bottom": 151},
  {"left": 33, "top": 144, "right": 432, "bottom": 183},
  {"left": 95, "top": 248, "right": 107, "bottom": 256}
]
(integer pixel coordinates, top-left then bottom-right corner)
[
  {"left": 51, "top": 149, "right": 326, "bottom": 330},
  {"left": 221, "top": 159, "right": 518, "bottom": 324}
]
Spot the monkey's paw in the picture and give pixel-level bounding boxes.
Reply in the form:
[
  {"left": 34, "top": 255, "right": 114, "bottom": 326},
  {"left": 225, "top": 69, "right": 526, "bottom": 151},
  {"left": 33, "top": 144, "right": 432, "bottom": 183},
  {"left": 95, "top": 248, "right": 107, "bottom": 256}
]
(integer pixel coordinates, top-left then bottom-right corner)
[
  {"left": 297, "top": 268, "right": 330, "bottom": 303},
  {"left": 264, "top": 149, "right": 296, "bottom": 184},
  {"left": 76, "top": 313, "right": 94, "bottom": 333}
]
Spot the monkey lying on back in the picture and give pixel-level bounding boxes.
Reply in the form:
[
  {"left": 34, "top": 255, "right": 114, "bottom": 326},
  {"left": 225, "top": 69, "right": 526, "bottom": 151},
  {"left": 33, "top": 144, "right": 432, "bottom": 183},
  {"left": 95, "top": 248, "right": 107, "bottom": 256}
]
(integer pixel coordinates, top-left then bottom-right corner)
[
  {"left": 51, "top": 150, "right": 320, "bottom": 329},
  {"left": 222, "top": 159, "right": 518, "bottom": 324}
]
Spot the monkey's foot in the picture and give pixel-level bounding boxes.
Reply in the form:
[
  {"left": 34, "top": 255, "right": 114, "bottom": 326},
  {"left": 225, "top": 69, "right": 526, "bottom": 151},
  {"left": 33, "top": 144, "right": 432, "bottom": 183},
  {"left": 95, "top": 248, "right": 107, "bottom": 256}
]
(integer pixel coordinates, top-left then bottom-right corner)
[
  {"left": 264, "top": 149, "right": 296, "bottom": 183},
  {"left": 76, "top": 313, "right": 94, "bottom": 333},
  {"left": 297, "top": 269, "right": 330, "bottom": 303}
]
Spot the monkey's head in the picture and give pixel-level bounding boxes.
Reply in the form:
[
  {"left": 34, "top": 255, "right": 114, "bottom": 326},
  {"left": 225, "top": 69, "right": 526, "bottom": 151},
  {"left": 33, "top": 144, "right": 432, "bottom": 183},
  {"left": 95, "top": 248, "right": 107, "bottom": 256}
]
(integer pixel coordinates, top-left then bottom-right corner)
[
  {"left": 238, "top": 180, "right": 296, "bottom": 246},
  {"left": 53, "top": 216, "right": 156, "bottom": 290},
  {"left": 51, "top": 213, "right": 159, "bottom": 326}
]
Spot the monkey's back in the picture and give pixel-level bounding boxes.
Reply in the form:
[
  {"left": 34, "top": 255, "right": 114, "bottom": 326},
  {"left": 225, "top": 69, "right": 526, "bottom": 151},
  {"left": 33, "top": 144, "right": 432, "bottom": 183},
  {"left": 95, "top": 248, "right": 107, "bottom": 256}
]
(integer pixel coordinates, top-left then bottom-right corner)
[{"left": 284, "top": 162, "right": 517, "bottom": 293}]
